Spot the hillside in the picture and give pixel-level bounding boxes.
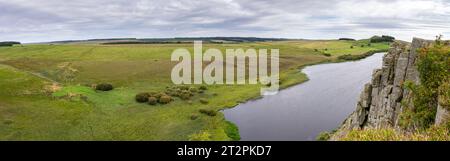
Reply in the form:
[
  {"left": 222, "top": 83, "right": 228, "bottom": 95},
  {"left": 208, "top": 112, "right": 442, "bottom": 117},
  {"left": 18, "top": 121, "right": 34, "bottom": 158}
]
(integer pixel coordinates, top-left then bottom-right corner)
[{"left": 0, "top": 39, "right": 389, "bottom": 140}]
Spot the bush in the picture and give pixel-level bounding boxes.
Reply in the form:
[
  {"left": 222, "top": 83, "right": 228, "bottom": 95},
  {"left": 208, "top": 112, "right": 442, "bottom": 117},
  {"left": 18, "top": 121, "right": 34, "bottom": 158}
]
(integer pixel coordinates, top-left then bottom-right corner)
[
  {"left": 159, "top": 95, "right": 172, "bottom": 104},
  {"left": 199, "top": 98, "right": 209, "bottom": 104},
  {"left": 180, "top": 90, "right": 192, "bottom": 100},
  {"left": 370, "top": 35, "right": 395, "bottom": 43},
  {"left": 199, "top": 85, "right": 208, "bottom": 91},
  {"left": 225, "top": 121, "right": 240, "bottom": 140},
  {"left": 322, "top": 53, "right": 331, "bottom": 57},
  {"left": 135, "top": 92, "right": 150, "bottom": 103},
  {"left": 148, "top": 97, "right": 158, "bottom": 105},
  {"left": 360, "top": 44, "right": 365, "bottom": 47},
  {"left": 96, "top": 83, "right": 113, "bottom": 91},
  {"left": 190, "top": 114, "right": 199, "bottom": 120},
  {"left": 339, "top": 38, "right": 356, "bottom": 41},
  {"left": 189, "top": 87, "right": 198, "bottom": 93},
  {"left": 316, "top": 132, "right": 331, "bottom": 141},
  {"left": 0, "top": 41, "right": 20, "bottom": 47},
  {"left": 338, "top": 49, "right": 388, "bottom": 61},
  {"left": 199, "top": 109, "right": 217, "bottom": 116},
  {"left": 350, "top": 46, "right": 354, "bottom": 49}
]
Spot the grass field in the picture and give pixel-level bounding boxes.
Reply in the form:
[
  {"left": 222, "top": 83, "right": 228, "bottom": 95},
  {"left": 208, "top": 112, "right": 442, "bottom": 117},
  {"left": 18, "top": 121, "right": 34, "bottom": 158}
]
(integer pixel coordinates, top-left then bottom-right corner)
[{"left": 0, "top": 39, "right": 389, "bottom": 140}]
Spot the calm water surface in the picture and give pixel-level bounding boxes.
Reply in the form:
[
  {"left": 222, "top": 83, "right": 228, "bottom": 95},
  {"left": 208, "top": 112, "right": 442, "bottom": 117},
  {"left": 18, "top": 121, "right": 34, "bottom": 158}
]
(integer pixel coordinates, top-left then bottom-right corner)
[{"left": 223, "top": 53, "right": 385, "bottom": 141}]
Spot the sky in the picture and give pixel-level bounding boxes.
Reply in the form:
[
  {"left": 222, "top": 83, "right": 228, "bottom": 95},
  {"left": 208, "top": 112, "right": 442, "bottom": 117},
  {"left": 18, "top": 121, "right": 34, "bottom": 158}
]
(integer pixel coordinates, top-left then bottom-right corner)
[{"left": 1, "top": 0, "right": 450, "bottom": 43}]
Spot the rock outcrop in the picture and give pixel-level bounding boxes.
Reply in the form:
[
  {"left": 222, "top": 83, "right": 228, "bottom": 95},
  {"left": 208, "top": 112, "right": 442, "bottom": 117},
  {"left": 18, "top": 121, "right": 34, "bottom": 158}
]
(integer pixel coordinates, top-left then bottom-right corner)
[{"left": 330, "top": 38, "right": 448, "bottom": 140}]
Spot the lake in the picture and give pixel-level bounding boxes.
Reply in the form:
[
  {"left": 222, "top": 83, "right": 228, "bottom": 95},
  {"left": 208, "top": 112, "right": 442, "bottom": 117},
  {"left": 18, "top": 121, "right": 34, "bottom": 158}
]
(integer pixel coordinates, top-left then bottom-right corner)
[{"left": 223, "top": 53, "right": 385, "bottom": 141}]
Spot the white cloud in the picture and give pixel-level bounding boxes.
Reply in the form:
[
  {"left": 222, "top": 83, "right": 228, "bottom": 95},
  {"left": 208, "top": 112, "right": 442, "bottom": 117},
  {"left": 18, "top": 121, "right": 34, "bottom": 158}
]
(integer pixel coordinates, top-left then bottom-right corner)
[{"left": 0, "top": 0, "right": 449, "bottom": 42}]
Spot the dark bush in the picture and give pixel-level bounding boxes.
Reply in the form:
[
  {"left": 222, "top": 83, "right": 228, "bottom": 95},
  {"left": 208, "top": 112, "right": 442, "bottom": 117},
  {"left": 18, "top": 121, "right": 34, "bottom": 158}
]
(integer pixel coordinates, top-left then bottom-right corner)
[
  {"left": 189, "top": 87, "right": 198, "bottom": 93},
  {"left": 314, "top": 49, "right": 319, "bottom": 52},
  {"left": 323, "top": 53, "right": 331, "bottom": 57},
  {"left": 360, "top": 44, "right": 365, "bottom": 47},
  {"left": 96, "top": 83, "right": 113, "bottom": 91},
  {"left": 190, "top": 114, "right": 199, "bottom": 120},
  {"left": 0, "top": 41, "right": 20, "bottom": 47},
  {"left": 199, "top": 85, "right": 208, "bottom": 91},
  {"left": 180, "top": 90, "right": 192, "bottom": 100},
  {"left": 370, "top": 35, "right": 395, "bottom": 43},
  {"left": 148, "top": 97, "right": 158, "bottom": 105},
  {"left": 350, "top": 46, "right": 354, "bottom": 49},
  {"left": 339, "top": 38, "right": 355, "bottom": 41},
  {"left": 199, "top": 109, "right": 217, "bottom": 116},
  {"left": 338, "top": 49, "right": 388, "bottom": 61},
  {"left": 159, "top": 95, "right": 172, "bottom": 104},
  {"left": 135, "top": 92, "right": 150, "bottom": 103},
  {"left": 367, "top": 43, "right": 372, "bottom": 47},
  {"left": 199, "top": 98, "right": 209, "bottom": 104}
]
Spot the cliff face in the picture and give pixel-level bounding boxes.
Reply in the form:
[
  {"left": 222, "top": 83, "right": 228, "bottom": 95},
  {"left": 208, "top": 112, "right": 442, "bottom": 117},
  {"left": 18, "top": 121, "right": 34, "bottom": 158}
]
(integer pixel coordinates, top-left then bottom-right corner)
[{"left": 331, "top": 38, "right": 449, "bottom": 139}]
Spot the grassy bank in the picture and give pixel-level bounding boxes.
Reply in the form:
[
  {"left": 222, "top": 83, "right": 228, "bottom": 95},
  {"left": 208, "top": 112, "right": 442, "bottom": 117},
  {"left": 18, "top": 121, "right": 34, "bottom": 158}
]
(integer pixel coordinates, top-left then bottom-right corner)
[{"left": 0, "top": 39, "right": 389, "bottom": 140}]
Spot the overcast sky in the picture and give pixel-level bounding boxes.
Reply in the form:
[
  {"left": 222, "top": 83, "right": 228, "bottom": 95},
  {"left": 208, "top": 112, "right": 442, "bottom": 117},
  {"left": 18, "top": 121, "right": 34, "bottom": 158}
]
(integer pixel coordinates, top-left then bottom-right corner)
[{"left": 1, "top": 0, "right": 449, "bottom": 43}]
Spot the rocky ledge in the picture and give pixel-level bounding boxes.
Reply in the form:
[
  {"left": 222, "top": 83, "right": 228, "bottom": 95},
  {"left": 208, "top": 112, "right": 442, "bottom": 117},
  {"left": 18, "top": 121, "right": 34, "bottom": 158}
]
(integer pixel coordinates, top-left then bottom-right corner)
[{"left": 331, "top": 38, "right": 448, "bottom": 140}]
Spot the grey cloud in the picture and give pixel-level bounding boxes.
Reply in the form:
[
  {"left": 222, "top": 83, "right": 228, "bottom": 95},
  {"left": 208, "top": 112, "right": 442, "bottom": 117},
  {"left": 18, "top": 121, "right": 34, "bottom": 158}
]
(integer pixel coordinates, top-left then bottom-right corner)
[{"left": 0, "top": 0, "right": 449, "bottom": 42}]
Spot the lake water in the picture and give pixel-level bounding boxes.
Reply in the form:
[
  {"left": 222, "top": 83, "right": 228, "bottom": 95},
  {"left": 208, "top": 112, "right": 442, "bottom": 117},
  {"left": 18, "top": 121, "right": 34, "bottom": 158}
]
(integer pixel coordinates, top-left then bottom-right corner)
[{"left": 222, "top": 53, "right": 385, "bottom": 141}]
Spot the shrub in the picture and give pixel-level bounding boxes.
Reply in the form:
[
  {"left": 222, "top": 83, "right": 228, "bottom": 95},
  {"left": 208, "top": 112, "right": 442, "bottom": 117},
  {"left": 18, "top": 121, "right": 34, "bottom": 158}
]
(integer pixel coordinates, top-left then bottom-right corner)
[
  {"left": 370, "top": 35, "right": 395, "bottom": 43},
  {"left": 339, "top": 38, "right": 355, "bottom": 41},
  {"left": 225, "top": 121, "right": 240, "bottom": 140},
  {"left": 190, "top": 114, "right": 199, "bottom": 120},
  {"left": 199, "top": 98, "right": 209, "bottom": 104},
  {"left": 189, "top": 87, "right": 198, "bottom": 93},
  {"left": 180, "top": 90, "right": 192, "bottom": 100},
  {"left": 314, "top": 49, "right": 319, "bottom": 52},
  {"left": 350, "top": 46, "right": 354, "bottom": 49},
  {"left": 135, "top": 92, "right": 150, "bottom": 103},
  {"left": 159, "top": 95, "right": 172, "bottom": 104},
  {"left": 148, "top": 97, "right": 158, "bottom": 105},
  {"left": 368, "top": 43, "right": 372, "bottom": 47},
  {"left": 360, "top": 44, "right": 365, "bottom": 47},
  {"left": 316, "top": 132, "right": 331, "bottom": 141},
  {"left": 96, "top": 83, "right": 113, "bottom": 91},
  {"left": 400, "top": 38, "right": 450, "bottom": 129},
  {"left": 199, "top": 109, "right": 217, "bottom": 116},
  {"left": 199, "top": 85, "right": 208, "bottom": 91},
  {"left": 322, "top": 53, "right": 331, "bottom": 57}
]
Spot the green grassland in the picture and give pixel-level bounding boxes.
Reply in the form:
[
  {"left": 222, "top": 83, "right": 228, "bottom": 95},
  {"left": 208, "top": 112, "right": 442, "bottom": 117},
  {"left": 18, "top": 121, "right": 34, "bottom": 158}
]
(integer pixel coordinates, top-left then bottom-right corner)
[{"left": 0, "top": 40, "right": 389, "bottom": 140}]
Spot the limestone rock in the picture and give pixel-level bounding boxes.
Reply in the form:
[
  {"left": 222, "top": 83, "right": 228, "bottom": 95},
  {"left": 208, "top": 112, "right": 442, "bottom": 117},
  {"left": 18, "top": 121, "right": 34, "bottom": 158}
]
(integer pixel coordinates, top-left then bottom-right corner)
[{"left": 330, "top": 38, "right": 435, "bottom": 140}]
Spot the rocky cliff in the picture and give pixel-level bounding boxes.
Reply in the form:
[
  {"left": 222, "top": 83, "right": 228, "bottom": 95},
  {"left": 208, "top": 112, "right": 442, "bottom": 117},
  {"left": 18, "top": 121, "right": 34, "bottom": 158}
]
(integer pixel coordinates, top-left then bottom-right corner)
[{"left": 331, "top": 38, "right": 449, "bottom": 140}]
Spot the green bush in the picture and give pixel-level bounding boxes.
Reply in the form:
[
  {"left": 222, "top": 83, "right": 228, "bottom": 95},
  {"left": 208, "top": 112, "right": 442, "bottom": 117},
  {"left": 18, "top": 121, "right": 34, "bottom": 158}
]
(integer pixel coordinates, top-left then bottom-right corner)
[
  {"left": 199, "top": 109, "right": 217, "bottom": 116},
  {"left": 190, "top": 114, "right": 199, "bottom": 120},
  {"left": 180, "top": 90, "right": 192, "bottom": 100},
  {"left": 159, "top": 95, "right": 172, "bottom": 104},
  {"left": 400, "top": 38, "right": 450, "bottom": 129},
  {"left": 322, "top": 53, "right": 331, "bottom": 57},
  {"left": 316, "top": 132, "right": 331, "bottom": 141},
  {"left": 199, "top": 98, "right": 209, "bottom": 104},
  {"left": 135, "top": 92, "right": 150, "bottom": 103},
  {"left": 96, "top": 83, "right": 113, "bottom": 91},
  {"left": 199, "top": 85, "right": 208, "bottom": 91},
  {"left": 370, "top": 35, "right": 395, "bottom": 43},
  {"left": 225, "top": 121, "right": 240, "bottom": 141},
  {"left": 148, "top": 97, "right": 158, "bottom": 105},
  {"left": 189, "top": 87, "right": 198, "bottom": 93},
  {"left": 350, "top": 46, "right": 354, "bottom": 49}
]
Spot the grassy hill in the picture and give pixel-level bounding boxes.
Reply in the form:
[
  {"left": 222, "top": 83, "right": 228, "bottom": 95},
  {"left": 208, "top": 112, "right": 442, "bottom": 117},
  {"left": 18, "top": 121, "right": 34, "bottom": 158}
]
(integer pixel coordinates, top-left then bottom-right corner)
[{"left": 0, "top": 39, "right": 389, "bottom": 140}]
